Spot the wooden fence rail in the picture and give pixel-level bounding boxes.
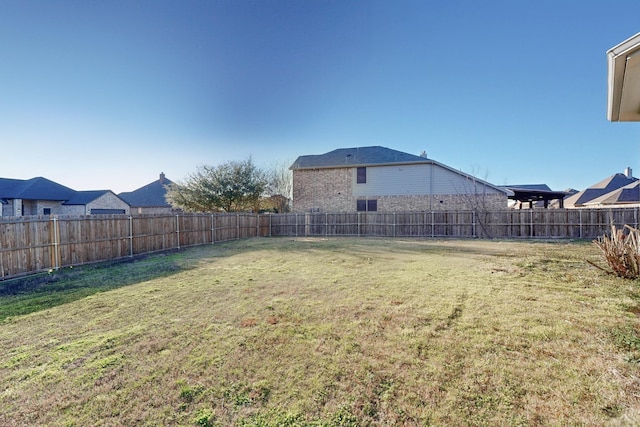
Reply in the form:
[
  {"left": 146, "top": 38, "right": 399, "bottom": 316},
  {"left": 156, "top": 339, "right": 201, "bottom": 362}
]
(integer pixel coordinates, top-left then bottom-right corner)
[{"left": 0, "top": 208, "right": 638, "bottom": 280}]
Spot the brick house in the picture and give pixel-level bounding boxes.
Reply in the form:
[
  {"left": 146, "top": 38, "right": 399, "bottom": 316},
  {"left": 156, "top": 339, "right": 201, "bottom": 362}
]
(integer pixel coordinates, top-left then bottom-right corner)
[
  {"left": 290, "top": 146, "right": 508, "bottom": 213},
  {"left": 118, "top": 172, "right": 177, "bottom": 215},
  {"left": 62, "top": 190, "right": 130, "bottom": 215},
  {"left": 0, "top": 176, "right": 129, "bottom": 217}
]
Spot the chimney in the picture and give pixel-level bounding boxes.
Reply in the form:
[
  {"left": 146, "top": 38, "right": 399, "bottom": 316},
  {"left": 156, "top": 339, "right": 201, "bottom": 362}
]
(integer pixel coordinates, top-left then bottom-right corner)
[
  {"left": 625, "top": 167, "right": 633, "bottom": 178},
  {"left": 419, "top": 150, "right": 427, "bottom": 158},
  {"left": 160, "top": 172, "right": 166, "bottom": 183}
]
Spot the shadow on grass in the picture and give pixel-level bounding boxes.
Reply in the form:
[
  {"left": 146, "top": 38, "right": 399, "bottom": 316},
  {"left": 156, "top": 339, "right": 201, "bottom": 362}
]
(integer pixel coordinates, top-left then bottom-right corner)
[{"left": 0, "top": 252, "right": 186, "bottom": 322}]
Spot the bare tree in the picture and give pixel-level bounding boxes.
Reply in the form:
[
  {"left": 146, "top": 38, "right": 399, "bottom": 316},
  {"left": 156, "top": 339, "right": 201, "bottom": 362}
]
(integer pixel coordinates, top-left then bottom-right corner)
[
  {"left": 455, "top": 166, "right": 495, "bottom": 238},
  {"left": 264, "top": 159, "right": 293, "bottom": 213}
]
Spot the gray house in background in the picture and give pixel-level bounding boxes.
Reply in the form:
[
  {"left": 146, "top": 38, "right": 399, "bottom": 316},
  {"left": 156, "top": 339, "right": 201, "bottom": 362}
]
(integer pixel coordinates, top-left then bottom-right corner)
[
  {"left": 118, "top": 172, "right": 176, "bottom": 215},
  {"left": 290, "top": 146, "right": 508, "bottom": 213},
  {"left": 0, "top": 177, "right": 129, "bottom": 217}
]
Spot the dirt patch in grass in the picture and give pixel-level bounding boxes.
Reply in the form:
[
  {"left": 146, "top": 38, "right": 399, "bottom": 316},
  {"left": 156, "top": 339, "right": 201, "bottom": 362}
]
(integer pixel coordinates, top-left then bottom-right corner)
[{"left": 0, "top": 237, "right": 639, "bottom": 425}]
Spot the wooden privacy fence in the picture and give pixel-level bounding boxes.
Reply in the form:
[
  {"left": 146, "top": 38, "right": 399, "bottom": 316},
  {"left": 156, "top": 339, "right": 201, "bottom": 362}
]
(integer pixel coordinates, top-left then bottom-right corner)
[
  {"left": 268, "top": 208, "right": 640, "bottom": 239},
  {"left": 0, "top": 213, "right": 269, "bottom": 280},
  {"left": 0, "top": 208, "right": 639, "bottom": 280}
]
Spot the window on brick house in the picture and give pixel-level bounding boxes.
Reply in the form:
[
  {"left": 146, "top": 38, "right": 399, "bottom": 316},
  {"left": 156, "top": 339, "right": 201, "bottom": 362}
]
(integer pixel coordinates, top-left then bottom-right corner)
[
  {"left": 357, "top": 199, "right": 377, "bottom": 212},
  {"left": 356, "top": 167, "right": 366, "bottom": 184}
]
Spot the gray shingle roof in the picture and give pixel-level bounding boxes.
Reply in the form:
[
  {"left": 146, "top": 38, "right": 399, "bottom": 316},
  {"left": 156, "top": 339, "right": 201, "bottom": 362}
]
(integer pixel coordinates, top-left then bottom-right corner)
[
  {"left": 565, "top": 173, "right": 638, "bottom": 206},
  {"left": 0, "top": 177, "right": 76, "bottom": 201},
  {"left": 290, "top": 146, "right": 429, "bottom": 169},
  {"left": 63, "top": 190, "right": 112, "bottom": 206},
  {"left": 584, "top": 180, "right": 640, "bottom": 205},
  {"left": 118, "top": 173, "right": 174, "bottom": 207}
]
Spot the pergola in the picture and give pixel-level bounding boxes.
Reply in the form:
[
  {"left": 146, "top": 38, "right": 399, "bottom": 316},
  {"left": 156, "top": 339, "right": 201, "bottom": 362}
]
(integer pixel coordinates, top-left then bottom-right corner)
[
  {"left": 607, "top": 32, "right": 640, "bottom": 122},
  {"left": 503, "top": 186, "right": 569, "bottom": 209}
]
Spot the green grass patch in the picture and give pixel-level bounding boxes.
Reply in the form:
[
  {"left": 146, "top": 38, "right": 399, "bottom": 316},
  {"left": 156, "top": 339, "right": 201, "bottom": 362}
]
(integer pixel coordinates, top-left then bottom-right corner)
[
  {"left": 0, "top": 253, "right": 186, "bottom": 321},
  {"left": 1, "top": 237, "right": 639, "bottom": 425}
]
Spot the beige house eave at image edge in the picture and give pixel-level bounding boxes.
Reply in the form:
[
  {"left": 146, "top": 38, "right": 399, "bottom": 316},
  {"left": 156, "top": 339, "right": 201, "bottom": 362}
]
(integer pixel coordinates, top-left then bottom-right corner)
[{"left": 607, "top": 32, "right": 640, "bottom": 122}]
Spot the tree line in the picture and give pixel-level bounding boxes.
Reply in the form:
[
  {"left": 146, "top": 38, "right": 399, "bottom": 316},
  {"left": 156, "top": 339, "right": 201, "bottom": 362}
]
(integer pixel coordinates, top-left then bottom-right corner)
[{"left": 164, "top": 157, "right": 292, "bottom": 213}]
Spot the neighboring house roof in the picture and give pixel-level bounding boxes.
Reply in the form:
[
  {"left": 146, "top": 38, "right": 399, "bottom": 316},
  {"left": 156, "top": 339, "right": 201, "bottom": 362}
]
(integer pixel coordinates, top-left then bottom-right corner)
[
  {"left": 118, "top": 173, "right": 174, "bottom": 208},
  {"left": 584, "top": 180, "right": 640, "bottom": 206},
  {"left": 564, "top": 173, "right": 638, "bottom": 206},
  {"left": 291, "top": 146, "right": 510, "bottom": 195},
  {"left": 0, "top": 177, "right": 76, "bottom": 201},
  {"left": 290, "top": 146, "right": 429, "bottom": 169},
  {"left": 63, "top": 190, "right": 114, "bottom": 206},
  {"left": 607, "top": 32, "right": 640, "bottom": 122}
]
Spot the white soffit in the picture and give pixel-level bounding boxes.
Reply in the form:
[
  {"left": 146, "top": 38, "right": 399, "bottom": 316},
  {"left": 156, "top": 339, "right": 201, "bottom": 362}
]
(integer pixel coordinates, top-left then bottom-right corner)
[{"left": 607, "top": 32, "right": 640, "bottom": 121}]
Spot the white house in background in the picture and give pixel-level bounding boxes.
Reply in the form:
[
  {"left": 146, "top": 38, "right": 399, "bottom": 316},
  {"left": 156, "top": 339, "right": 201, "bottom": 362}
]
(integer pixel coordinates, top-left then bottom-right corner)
[{"left": 607, "top": 32, "right": 640, "bottom": 121}]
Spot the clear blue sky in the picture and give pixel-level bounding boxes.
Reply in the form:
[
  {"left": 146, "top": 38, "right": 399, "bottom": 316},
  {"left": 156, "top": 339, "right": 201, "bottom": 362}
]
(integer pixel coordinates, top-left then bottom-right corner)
[{"left": 2, "top": 0, "right": 640, "bottom": 194}]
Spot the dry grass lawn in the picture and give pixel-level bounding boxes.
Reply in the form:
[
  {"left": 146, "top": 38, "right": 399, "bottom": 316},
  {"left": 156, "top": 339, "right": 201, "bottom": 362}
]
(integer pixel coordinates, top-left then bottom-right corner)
[{"left": 1, "top": 237, "right": 640, "bottom": 426}]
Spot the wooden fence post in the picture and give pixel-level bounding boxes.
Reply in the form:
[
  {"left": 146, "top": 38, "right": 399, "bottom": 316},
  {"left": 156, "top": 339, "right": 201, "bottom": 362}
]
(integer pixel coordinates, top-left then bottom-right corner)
[
  {"left": 472, "top": 211, "right": 476, "bottom": 238},
  {"left": 176, "top": 214, "right": 181, "bottom": 249},
  {"left": 530, "top": 209, "right": 534, "bottom": 238},
  {"left": 254, "top": 214, "right": 258, "bottom": 237},
  {"left": 325, "top": 213, "right": 328, "bottom": 237},
  {"left": 579, "top": 210, "right": 583, "bottom": 238},
  {"left": 211, "top": 214, "right": 215, "bottom": 244},
  {"left": 128, "top": 215, "right": 134, "bottom": 257},
  {"left": 431, "top": 211, "right": 434, "bottom": 237},
  {"left": 50, "top": 216, "right": 61, "bottom": 271},
  {"left": 393, "top": 212, "right": 396, "bottom": 238}
]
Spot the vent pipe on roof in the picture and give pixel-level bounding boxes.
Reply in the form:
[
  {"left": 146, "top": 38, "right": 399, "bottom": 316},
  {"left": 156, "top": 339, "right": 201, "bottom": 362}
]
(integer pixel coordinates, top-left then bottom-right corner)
[
  {"left": 625, "top": 167, "right": 633, "bottom": 178},
  {"left": 419, "top": 150, "right": 427, "bottom": 158}
]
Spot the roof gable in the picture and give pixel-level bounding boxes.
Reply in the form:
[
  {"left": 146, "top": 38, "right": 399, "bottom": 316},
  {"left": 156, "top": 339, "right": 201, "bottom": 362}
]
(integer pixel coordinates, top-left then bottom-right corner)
[
  {"left": 584, "top": 181, "right": 640, "bottom": 205},
  {"left": 118, "top": 174, "right": 174, "bottom": 207},
  {"left": 291, "top": 146, "right": 429, "bottom": 170},
  {"left": 565, "top": 173, "right": 638, "bottom": 206}
]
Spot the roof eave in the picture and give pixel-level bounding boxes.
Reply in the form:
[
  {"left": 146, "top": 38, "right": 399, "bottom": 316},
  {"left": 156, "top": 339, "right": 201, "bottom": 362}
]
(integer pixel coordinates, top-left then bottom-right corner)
[
  {"left": 291, "top": 159, "right": 433, "bottom": 170},
  {"left": 607, "top": 32, "right": 640, "bottom": 122}
]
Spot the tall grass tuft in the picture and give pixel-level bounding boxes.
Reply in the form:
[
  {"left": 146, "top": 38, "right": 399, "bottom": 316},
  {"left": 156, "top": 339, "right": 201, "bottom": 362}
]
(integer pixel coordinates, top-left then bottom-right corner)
[{"left": 592, "top": 224, "right": 640, "bottom": 279}]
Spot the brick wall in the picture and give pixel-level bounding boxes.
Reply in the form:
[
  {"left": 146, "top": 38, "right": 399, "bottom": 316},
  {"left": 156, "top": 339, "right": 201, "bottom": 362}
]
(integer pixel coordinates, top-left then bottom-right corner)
[
  {"left": 293, "top": 168, "right": 507, "bottom": 212},
  {"left": 85, "top": 193, "right": 130, "bottom": 215}
]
